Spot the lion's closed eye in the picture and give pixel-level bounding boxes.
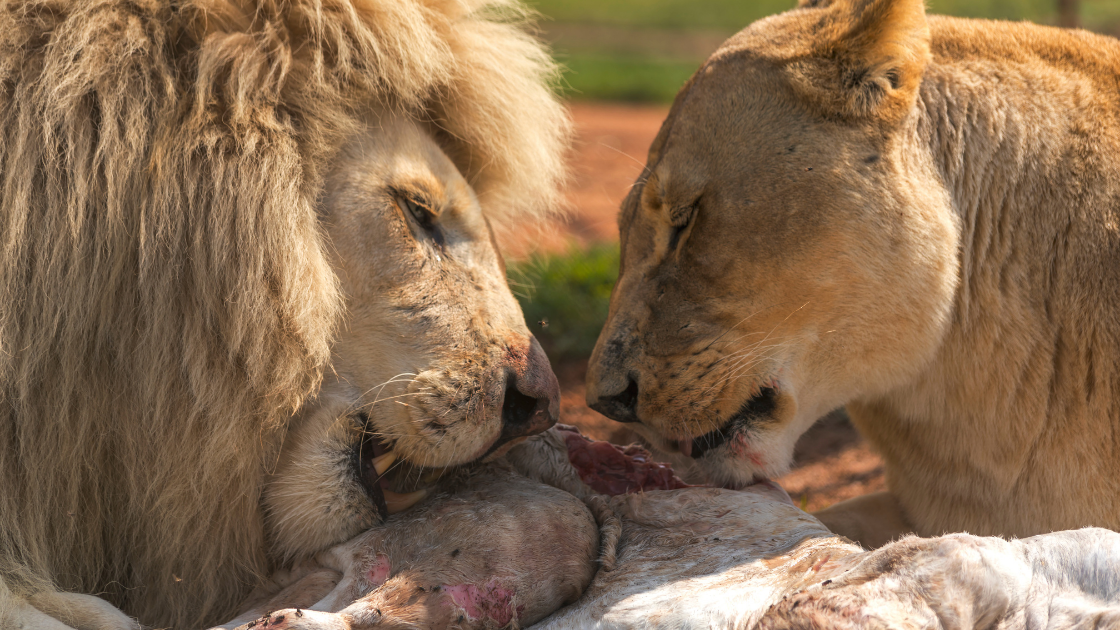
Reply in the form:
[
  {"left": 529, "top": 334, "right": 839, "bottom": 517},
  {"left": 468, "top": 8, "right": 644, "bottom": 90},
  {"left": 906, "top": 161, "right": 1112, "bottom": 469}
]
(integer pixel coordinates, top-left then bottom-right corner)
[{"left": 394, "top": 191, "right": 445, "bottom": 248}]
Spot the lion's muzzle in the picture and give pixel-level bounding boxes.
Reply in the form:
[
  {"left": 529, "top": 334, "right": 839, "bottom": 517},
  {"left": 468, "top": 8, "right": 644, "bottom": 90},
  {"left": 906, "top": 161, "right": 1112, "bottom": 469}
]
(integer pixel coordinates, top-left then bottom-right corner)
[{"left": 486, "top": 336, "right": 559, "bottom": 456}]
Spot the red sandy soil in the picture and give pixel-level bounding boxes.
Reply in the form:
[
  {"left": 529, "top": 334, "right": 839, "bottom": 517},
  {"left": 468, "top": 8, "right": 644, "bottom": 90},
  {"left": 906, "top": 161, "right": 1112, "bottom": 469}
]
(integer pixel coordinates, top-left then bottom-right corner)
[
  {"left": 510, "top": 101, "right": 885, "bottom": 512},
  {"left": 498, "top": 102, "right": 669, "bottom": 258}
]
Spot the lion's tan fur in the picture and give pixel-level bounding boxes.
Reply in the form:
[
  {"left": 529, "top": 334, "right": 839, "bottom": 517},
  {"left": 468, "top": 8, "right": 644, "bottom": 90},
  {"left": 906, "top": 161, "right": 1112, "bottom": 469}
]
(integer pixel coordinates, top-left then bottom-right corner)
[
  {"left": 588, "top": 0, "right": 1120, "bottom": 548},
  {"left": 0, "top": 0, "right": 566, "bottom": 627}
]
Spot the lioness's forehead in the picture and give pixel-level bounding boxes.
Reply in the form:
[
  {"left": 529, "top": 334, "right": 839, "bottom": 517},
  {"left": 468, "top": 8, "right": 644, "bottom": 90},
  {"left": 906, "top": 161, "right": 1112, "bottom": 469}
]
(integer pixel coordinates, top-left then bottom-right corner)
[
  {"left": 620, "top": 5, "right": 866, "bottom": 235},
  {"left": 648, "top": 72, "right": 810, "bottom": 209}
]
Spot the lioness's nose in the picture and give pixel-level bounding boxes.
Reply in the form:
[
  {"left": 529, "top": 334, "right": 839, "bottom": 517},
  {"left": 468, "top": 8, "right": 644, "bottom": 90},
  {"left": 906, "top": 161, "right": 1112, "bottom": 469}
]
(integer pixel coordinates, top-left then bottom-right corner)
[
  {"left": 588, "top": 376, "right": 641, "bottom": 424},
  {"left": 586, "top": 320, "right": 642, "bottom": 423},
  {"left": 497, "top": 337, "right": 559, "bottom": 444}
]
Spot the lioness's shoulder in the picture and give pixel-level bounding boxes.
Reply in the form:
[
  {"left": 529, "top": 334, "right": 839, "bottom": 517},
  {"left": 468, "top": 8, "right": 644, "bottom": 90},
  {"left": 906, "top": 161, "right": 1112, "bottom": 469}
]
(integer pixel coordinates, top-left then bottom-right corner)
[{"left": 927, "top": 15, "right": 1120, "bottom": 80}]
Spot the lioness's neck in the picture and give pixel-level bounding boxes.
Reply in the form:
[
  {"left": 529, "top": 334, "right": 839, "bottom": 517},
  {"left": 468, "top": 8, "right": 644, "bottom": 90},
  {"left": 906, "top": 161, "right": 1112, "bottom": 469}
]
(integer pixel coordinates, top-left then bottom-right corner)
[
  {"left": 910, "top": 17, "right": 1120, "bottom": 371},
  {"left": 858, "top": 17, "right": 1120, "bottom": 536},
  {"left": 914, "top": 18, "right": 1120, "bottom": 359},
  {"left": 919, "top": 19, "right": 1120, "bottom": 270}
]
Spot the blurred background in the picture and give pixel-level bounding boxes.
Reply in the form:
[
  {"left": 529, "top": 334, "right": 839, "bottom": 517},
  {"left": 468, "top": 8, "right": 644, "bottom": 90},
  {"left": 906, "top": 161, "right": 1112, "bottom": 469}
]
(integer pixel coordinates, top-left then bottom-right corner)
[
  {"left": 503, "top": 0, "right": 1120, "bottom": 509},
  {"left": 536, "top": 0, "right": 1120, "bottom": 103}
]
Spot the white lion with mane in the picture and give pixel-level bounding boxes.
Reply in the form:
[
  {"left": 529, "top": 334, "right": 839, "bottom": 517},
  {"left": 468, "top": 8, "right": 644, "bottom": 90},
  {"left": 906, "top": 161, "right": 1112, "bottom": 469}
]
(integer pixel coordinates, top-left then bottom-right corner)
[{"left": 0, "top": 0, "right": 569, "bottom": 628}]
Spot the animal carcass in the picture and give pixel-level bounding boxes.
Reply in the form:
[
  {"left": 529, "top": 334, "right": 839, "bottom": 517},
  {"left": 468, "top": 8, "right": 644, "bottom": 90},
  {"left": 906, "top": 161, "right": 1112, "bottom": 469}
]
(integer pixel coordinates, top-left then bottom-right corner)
[{"left": 223, "top": 427, "right": 1120, "bottom": 629}]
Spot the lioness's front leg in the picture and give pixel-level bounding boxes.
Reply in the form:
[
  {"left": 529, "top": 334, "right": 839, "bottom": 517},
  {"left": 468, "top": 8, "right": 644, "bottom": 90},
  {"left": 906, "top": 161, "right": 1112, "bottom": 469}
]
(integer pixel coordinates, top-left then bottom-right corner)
[{"left": 812, "top": 490, "right": 912, "bottom": 549}]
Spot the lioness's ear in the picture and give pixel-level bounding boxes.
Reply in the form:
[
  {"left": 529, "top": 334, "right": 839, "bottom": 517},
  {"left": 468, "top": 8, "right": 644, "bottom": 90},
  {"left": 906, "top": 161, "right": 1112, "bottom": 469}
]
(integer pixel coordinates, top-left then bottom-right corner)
[{"left": 803, "top": 0, "right": 930, "bottom": 121}]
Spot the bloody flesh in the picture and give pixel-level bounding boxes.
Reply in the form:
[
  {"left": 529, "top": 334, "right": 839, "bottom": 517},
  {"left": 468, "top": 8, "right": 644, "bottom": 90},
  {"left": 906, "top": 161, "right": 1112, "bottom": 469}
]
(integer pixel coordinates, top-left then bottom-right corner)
[{"left": 560, "top": 426, "right": 693, "bottom": 495}]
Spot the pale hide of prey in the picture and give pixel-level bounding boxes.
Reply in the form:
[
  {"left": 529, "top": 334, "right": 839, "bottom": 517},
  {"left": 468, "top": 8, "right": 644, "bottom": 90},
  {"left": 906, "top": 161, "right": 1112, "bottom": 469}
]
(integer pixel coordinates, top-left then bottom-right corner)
[{"left": 218, "top": 427, "right": 1120, "bottom": 630}]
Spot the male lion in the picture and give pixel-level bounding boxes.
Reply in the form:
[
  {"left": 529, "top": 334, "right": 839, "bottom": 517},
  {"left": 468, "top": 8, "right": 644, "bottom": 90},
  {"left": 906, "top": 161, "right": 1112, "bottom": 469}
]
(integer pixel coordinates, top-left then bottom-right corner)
[
  {"left": 0, "top": 0, "right": 568, "bottom": 628},
  {"left": 587, "top": 0, "right": 1120, "bottom": 549}
]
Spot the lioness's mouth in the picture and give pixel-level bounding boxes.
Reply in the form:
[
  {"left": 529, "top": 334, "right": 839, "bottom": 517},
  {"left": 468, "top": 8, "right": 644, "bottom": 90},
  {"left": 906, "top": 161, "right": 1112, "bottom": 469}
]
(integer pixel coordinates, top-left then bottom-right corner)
[{"left": 681, "top": 387, "right": 779, "bottom": 459}]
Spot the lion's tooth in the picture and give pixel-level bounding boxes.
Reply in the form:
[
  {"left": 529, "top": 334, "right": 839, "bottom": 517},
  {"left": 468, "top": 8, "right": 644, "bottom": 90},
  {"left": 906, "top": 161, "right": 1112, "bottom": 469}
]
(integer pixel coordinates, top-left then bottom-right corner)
[
  {"left": 372, "top": 452, "right": 397, "bottom": 476},
  {"left": 384, "top": 488, "right": 427, "bottom": 514},
  {"left": 420, "top": 468, "right": 445, "bottom": 484}
]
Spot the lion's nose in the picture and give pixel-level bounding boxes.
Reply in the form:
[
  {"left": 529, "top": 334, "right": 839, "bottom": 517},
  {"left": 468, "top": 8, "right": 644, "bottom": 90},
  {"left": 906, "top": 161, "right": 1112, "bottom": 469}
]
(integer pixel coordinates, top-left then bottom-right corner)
[
  {"left": 588, "top": 375, "right": 641, "bottom": 423},
  {"left": 497, "top": 337, "right": 559, "bottom": 445}
]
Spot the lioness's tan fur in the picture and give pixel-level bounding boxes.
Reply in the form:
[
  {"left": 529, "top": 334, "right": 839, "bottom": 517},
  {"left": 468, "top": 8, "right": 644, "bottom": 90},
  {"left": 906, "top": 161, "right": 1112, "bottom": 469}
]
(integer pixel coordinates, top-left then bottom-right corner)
[
  {"left": 588, "top": 0, "right": 1120, "bottom": 547},
  {"left": 840, "top": 12, "right": 1120, "bottom": 543},
  {"left": 0, "top": 0, "right": 566, "bottom": 627}
]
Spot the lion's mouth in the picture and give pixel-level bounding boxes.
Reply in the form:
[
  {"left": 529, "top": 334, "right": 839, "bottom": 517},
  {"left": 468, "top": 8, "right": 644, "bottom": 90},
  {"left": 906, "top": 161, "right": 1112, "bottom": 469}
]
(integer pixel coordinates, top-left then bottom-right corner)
[
  {"left": 354, "top": 414, "right": 429, "bottom": 519},
  {"left": 681, "top": 387, "right": 779, "bottom": 459}
]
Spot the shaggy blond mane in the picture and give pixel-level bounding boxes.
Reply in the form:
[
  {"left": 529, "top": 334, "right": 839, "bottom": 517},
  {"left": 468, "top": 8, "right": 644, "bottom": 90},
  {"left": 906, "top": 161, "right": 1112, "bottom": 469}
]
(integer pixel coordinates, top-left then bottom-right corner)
[{"left": 0, "top": 0, "right": 567, "bottom": 627}]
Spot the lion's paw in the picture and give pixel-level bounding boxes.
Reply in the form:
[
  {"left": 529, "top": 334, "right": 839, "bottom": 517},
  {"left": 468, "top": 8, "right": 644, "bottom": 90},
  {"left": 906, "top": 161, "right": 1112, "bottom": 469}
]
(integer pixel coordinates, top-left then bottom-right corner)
[{"left": 7, "top": 591, "right": 140, "bottom": 630}]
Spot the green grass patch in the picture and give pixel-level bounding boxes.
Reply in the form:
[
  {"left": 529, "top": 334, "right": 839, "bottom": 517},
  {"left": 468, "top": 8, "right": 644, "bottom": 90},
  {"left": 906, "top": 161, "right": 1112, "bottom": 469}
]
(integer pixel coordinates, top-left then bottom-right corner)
[
  {"left": 508, "top": 244, "right": 620, "bottom": 363},
  {"left": 1078, "top": 1, "right": 1120, "bottom": 31},
  {"left": 558, "top": 53, "right": 699, "bottom": 102}
]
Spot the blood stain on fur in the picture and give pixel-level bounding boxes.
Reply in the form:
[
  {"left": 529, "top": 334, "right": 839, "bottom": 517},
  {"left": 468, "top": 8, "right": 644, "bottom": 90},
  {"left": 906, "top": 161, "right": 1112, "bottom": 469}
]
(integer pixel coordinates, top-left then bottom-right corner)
[
  {"left": 444, "top": 580, "right": 523, "bottom": 626},
  {"left": 365, "top": 553, "right": 391, "bottom": 587}
]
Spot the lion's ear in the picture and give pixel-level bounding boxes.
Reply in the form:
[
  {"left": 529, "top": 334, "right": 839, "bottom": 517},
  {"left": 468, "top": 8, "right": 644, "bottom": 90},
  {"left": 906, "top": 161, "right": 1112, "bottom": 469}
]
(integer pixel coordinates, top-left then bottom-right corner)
[{"left": 807, "top": 0, "right": 930, "bottom": 121}]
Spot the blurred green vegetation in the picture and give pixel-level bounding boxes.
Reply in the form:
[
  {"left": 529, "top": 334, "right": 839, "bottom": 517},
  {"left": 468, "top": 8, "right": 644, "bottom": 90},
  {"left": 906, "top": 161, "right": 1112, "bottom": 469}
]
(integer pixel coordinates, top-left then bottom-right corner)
[
  {"left": 531, "top": 0, "right": 1120, "bottom": 103},
  {"left": 508, "top": 244, "right": 620, "bottom": 363},
  {"left": 559, "top": 53, "right": 699, "bottom": 103}
]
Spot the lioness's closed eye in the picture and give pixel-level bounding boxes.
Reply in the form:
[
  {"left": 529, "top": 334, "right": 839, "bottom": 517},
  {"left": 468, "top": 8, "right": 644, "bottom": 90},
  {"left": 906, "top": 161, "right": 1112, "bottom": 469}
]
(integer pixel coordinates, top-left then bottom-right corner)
[{"left": 588, "top": 0, "right": 1120, "bottom": 548}]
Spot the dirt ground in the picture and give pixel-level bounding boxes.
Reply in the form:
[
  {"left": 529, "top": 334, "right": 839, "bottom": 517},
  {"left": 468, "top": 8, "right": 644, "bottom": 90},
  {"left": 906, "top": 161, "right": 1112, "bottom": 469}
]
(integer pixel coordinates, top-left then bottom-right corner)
[
  {"left": 498, "top": 102, "right": 667, "bottom": 257},
  {"left": 510, "top": 101, "right": 886, "bottom": 512}
]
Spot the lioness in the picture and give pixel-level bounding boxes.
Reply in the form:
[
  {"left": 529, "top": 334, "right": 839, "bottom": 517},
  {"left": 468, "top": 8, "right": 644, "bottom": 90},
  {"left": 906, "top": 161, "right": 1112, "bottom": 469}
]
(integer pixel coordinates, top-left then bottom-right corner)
[
  {"left": 587, "top": 0, "right": 1120, "bottom": 548},
  {"left": 0, "top": 0, "right": 568, "bottom": 628}
]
